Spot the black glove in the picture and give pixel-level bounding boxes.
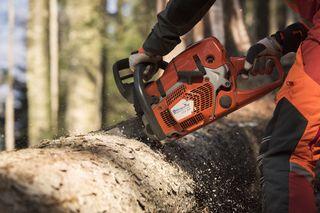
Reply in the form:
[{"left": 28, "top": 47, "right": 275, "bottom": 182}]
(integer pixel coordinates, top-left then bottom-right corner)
[
  {"left": 244, "top": 36, "right": 282, "bottom": 77},
  {"left": 244, "top": 22, "right": 308, "bottom": 77}
]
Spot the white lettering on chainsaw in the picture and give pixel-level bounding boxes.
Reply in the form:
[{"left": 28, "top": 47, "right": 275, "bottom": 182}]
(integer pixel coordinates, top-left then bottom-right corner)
[{"left": 170, "top": 99, "right": 194, "bottom": 121}]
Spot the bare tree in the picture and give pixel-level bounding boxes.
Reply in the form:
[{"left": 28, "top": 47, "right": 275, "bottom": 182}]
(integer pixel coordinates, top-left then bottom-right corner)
[
  {"left": 64, "top": 0, "right": 104, "bottom": 135},
  {"left": 183, "top": 2, "right": 225, "bottom": 47},
  {"left": 5, "top": 0, "right": 15, "bottom": 151},
  {"left": 223, "top": 0, "right": 251, "bottom": 54},
  {"left": 270, "top": 0, "right": 288, "bottom": 33},
  {"left": 49, "top": 0, "right": 59, "bottom": 136},
  {"left": 27, "top": 0, "right": 52, "bottom": 146},
  {"left": 193, "top": 20, "right": 205, "bottom": 42},
  {"left": 207, "top": 0, "right": 225, "bottom": 45},
  {"left": 100, "top": 0, "right": 108, "bottom": 128},
  {"left": 254, "top": 0, "right": 270, "bottom": 40},
  {"left": 230, "top": 0, "right": 251, "bottom": 52}
]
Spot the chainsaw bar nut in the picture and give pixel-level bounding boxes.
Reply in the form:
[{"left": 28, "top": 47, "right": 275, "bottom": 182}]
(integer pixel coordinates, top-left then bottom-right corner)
[
  {"left": 224, "top": 81, "right": 231, "bottom": 88},
  {"left": 219, "top": 95, "right": 232, "bottom": 109}
]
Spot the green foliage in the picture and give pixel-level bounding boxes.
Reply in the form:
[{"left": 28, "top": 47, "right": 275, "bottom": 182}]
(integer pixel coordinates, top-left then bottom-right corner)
[{"left": 103, "top": 0, "right": 157, "bottom": 126}]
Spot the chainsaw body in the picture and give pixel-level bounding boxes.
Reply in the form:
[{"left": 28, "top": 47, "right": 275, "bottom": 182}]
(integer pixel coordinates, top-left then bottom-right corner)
[{"left": 113, "top": 37, "right": 285, "bottom": 141}]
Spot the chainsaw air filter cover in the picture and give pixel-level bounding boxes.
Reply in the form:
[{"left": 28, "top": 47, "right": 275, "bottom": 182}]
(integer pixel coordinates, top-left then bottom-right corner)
[{"left": 144, "top": 37, "right": 231, "bottom": 139}]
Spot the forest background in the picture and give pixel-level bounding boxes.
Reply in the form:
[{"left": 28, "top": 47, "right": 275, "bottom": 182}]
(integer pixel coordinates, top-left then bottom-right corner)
[{"left": 0, "top": 0, "right": 298, "bottom": 150}]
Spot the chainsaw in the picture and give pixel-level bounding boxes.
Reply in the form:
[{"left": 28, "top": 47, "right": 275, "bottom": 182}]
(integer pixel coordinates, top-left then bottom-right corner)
[{"left": 113, "top": 37, "right": 285, "bottom": 141}]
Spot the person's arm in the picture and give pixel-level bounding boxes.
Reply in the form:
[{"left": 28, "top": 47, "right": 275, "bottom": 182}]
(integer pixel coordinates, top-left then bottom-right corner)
[{"left": 143, "top": 0, "right": 216, "bottom": 56}]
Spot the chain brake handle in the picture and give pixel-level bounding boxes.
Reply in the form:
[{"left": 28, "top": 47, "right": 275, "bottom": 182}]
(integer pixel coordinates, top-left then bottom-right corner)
[
  {"left": 113, "top": 58, "right": 168, "bottom": 104},
  {"left": 230, "top": 56, "right": 285, "bottom": 106}
]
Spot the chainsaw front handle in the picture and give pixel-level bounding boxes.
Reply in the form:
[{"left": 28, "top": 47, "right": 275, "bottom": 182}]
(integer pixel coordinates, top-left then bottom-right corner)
[
  {"left": 134, "top": 63, "right": 167, "bottom": 141},
  {"left": 230, "top": 56, "right": 285, "bottom": 106}
]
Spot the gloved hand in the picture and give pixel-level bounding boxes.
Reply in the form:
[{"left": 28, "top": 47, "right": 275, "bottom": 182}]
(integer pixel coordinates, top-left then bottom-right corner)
[
  {"left": 129, "top": 48, "right": 162, "bottom": 81},
  {"left": 243, "top": 36, "right": 283, "bottom": 77}
]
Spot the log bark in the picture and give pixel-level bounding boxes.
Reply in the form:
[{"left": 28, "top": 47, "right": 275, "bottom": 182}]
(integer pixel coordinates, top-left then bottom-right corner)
[
  {"left": 0, "top": 97, "right": 274, "bottom": 212},
  {"left": 0, "top": 121, "right": 195, "bottom": 212}
]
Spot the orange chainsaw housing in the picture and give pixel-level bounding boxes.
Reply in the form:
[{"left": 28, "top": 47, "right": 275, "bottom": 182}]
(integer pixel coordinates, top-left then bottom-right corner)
[{"left": 143, "top": 37, "right": 285, "bottom": 140}]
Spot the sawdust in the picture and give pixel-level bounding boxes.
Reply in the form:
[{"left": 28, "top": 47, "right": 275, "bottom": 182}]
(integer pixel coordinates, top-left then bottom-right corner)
[
  {"left": 108, "top": 94, "right": 276, "bottom": 212},
  {"left": 145, "top": 96, "right": 273, "bottom": 212}
]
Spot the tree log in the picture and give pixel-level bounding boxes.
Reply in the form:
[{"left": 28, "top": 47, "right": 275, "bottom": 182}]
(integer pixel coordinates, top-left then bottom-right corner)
[{"left": 0, "top": 97, "right": 274, "bottom": 212}]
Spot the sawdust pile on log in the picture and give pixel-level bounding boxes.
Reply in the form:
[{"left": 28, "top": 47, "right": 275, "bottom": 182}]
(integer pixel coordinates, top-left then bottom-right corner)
[{"left": 0, "top": 96, "right": 274, "bottom": 212}]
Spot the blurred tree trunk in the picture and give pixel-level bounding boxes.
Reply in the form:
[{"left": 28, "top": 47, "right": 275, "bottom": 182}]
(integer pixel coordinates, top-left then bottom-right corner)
[
  {"left": 223, "top": 0, "right": 251, "bottom": 54},
  {"left": 192, "top": 20, "right": 205, "bottom": 42},
  {"left": 286, "top": 8, "right": 299, "bottom": 25},
  {"left": 100, "top": 0, "right": 108, "bottom": 128},
  {"left": 270, "top": 0, "right": 278, "bottom": 33},
  {"left": 230, "top": 0, "right": 251, "bottom": 51},
  {"left": 56, "top": 0, "right": 67, "bottom": 136},
  {"left": 101, "top": 45, "right": 108, "bottom": 129},
  {"left": 243, "top": 0, "right": 255, "bottom": 42},
  {"left": 5, "top": 0, "right": 15, "bottom": 151},
  {"left": 254, "top": 0, "right": 270, "bottom": 40},
  {"left": 184, "top": 2, "right": 225, "bottom": 47},
  {"left": 64, "top": 0, "right": 104, "bottom": 135},
  {"left": 116, "top": 0, "right": 124, "bottom": 33},
  {"left": 207, "top": 1, "right": 225, "bottom": 45},
  {"left": 49, "top": 0, "right": 59, "bottom": 137},
  {"left": 270, "top": 0, "right": 288, "bottom": 33},
  {"left": 156, "top": 0, "right": 167, "bottom": 13},
  {"left": 133, "top": 0, "right": 157, "bottom": 37},
  {"left": 203, "top": 14, "right": 212, "bottom": 38},
  {"left": 276, "top": 2, "right": 288, "bottom": 30},
  {"left": 27, "top": 0, "right": 52, "bottom": 146}
]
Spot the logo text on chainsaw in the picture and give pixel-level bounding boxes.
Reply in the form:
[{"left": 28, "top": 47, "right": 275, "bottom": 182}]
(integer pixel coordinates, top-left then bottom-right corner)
[{"left": 170, "top": 99, "right": 194, "bottom": 121}]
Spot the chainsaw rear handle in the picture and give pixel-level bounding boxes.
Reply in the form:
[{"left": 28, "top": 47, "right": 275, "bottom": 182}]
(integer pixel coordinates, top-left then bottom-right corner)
[
  {"left": 134, "top": 63, "right": 167, "bottom": 141},
  {"left": 231, "top": 56, "right": 285, "bottom": 106},
  {"left": 113, "top": 58, "right": 168, "bottom": 103}
]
